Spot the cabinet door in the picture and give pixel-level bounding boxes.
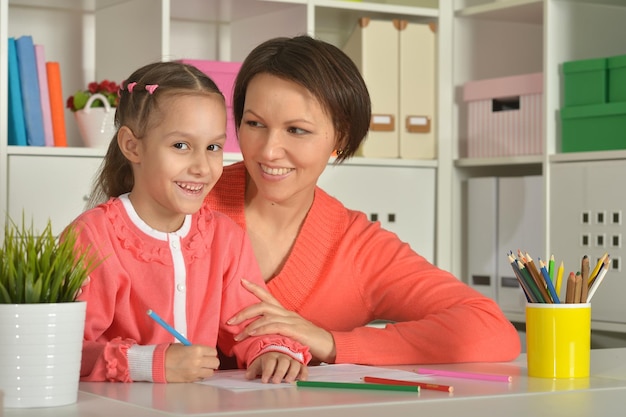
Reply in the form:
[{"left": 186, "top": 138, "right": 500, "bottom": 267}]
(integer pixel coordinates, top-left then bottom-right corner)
[
  {"left": 317, "top": 164, "right": 435, "bottom": 262},
  {"left": 497, "top": 176, "right": 544, "bottom": 315},
  {"left": 7, "top": 155, "right": 103, "bottom": 235},
  {"left": 550, "top": 161, "right": 626, "bottom": 325}
]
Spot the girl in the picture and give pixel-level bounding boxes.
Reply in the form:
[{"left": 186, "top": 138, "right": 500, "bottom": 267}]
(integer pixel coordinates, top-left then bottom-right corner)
[{"left": 72, "top": 61, "right": 310, "bottom": 383}]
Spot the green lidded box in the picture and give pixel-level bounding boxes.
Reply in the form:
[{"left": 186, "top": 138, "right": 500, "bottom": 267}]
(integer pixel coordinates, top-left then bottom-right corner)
[
  {"left": 608, "top": 54, "right": 626, "bottom": 103},
  {"left": 563, "top": 57, "right": 607, "bottom": 107},
  {"left": 561, "top": 102, "right": 626, "bottom": 152}
]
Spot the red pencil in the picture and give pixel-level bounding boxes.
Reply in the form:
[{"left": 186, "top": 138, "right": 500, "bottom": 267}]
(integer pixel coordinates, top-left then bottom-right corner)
[{"left": 363, "top": 376, "right": 453, "bottom": 393}]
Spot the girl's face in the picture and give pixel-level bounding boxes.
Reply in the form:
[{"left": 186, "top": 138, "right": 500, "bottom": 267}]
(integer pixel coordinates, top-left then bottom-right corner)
[
  {"left": 238, "top": 73, "right": 336, "bottom": 206},
  {"left": 121, "top": 94, "right": 226, "bottom": 232}
]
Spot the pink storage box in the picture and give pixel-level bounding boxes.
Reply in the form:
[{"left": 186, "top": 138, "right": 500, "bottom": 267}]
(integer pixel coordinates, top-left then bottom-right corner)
[
  {"left": 180, "top": 59, "right": 242, "bottom": 153},
  {"left": 463, "top": 73, "right": 543, "bottom": 158}
]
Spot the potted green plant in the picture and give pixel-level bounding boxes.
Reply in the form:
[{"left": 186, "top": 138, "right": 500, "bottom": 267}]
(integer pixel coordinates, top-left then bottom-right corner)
[{"left": 0, "top": 217, "right": 99, "bottom": 409}]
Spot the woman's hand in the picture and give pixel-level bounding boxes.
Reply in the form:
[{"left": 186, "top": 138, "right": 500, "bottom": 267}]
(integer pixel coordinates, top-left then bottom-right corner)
[
  {"left": 228, "top": 279, "right": 337, "bottom": 364},
  {"left": 165, "top": 344, "right": 220, "bottom": 383},
  {"left": 245, "top": 352, "right": 308, "bottom": 383}
]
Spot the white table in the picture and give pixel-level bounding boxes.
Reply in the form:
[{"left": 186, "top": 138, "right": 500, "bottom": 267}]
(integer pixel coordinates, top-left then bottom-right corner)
[{"left": 5, "top": 348, "right": 626, "bottom": 417}]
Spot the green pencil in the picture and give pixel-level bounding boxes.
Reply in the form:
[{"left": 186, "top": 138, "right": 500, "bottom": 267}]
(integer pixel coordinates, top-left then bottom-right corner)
[{"left": 296, "top": 380, "right": 419, "bottom": 393}]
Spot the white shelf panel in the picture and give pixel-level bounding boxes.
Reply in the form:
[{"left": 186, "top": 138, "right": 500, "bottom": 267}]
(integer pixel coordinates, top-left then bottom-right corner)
[
  {"left": 551, "top": 150, "right": 626, "bottom": 163},
  {"left": 456, "top": 0, "right": 543, "bottom": 24},
  {"left": 339, "top": 156, "right": 438, "bottom": 168},
  {"left": 455, "top": 155, "right": 543, "bottom": 168},
  {"left": 7, "top": 146, "right": 106, "bottom": 158},
  {"left": 314, "top": 0, "right": 438, "bottom": 18}
]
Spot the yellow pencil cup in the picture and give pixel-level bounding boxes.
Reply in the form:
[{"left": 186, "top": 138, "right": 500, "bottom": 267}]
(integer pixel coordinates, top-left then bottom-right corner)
[{"left": 525, "top": 303, "right": 591, "bottom": 379}]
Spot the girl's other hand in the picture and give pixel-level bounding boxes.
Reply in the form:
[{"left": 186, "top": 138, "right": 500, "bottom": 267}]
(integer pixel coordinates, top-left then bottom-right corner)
[
  {"left": 228, "top": 278, "right": 337, "bottom": 363},
  {"left": 245, "top": 351, "right": 308, "bottom": 383}
]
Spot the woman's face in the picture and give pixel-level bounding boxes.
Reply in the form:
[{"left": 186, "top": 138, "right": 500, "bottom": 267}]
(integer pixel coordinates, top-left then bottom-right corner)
[{"left": 238, "top": 73, "right": 336, "bottom": 205}]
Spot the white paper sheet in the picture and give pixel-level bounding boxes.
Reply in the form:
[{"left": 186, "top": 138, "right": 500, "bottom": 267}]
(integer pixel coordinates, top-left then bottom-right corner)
[{"left": 197, "top": 364, "right": 430, "bottom": 392}]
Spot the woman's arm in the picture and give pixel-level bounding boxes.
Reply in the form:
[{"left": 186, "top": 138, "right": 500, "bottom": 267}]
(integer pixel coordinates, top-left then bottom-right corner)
[
  {"left": 227, "top": 279, "right": 336, "bottom": 363},
  {"left": 226, "top": 214, "right": 521, "bottom": 365}
]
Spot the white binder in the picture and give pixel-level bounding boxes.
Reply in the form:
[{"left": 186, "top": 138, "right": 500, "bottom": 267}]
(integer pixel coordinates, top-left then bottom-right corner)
[
  {"left": 399, "top": 22, "right": 436, "bottom": 159},
  {"left": 467, "top": 177, "right": 498, "bottom": 301},
  {"left": 343, "top": 18, "right": 399, "bottom": 158},
  {"left": 497, "top": 176, "right": 544, "bottom": 314}
]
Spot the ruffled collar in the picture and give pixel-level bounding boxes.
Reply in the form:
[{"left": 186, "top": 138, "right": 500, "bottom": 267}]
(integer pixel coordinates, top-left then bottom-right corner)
[{"left": 103, "top": 194, "right": 213, "bottom": 265}]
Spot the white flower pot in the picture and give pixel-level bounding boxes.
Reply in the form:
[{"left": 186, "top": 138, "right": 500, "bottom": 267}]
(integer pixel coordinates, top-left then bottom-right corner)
[
  {"left": 74, "top": 93, "right": 116, "bottom": 148},
  {"left": 0, "top": 302, "right": 86, "bottom": 408}
]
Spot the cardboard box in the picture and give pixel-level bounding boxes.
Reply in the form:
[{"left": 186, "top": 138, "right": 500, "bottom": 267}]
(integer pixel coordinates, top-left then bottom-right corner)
[
  {"left": 179, "top": 60, "right": 242, "bottom": 153},
  {"left": 463, "top": 73, "right": 543, "bottom": 158},
  {"left": 561, "top": 102, "right": 626, "bottom": 152},
  {"left": 563, "top": 57, "right": 607, "bottom": 107},
  {"left": 608, "top": 54, "right": 626, "bottom": 103}
]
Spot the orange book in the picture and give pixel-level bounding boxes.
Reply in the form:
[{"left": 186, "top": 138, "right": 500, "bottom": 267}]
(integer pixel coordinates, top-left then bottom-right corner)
[{"left": 46, "top": 61, "right": 67, "bottom": 147}]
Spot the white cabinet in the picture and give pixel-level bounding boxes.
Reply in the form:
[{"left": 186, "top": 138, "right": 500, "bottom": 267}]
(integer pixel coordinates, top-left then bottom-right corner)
[
  {"left": 0, "top": 1, "right": 442, "bottom": 256},
  {"left": 318, "top": 159, "right": 436, "bottom": 262},
  {"left": 550, "top": 159, "right": 626, "bottom": 333},
  {"left": 7, "top": 151, "right": 103, "bottom": 235}
]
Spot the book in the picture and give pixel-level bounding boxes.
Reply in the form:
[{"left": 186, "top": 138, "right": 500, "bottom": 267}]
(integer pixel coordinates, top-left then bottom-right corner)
[
  {"left": 7, "top": 38, "right": 28, "bottom": 146},
  {"left": 15, "top": 35, "right": 45, "bottom": 146},
  {"left": 35, "top": 44, "right": 54, "bottom": 146},
  {"left": 46, "top": 62, "right": 68, "bottom": 147}
]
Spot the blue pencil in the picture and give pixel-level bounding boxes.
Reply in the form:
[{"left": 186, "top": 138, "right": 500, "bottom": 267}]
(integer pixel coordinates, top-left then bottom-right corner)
[
  {"left": 539, "top": 259, "right": 561, "bottom": 303},
  {"left": 146, "top": 309, "right": 192, "bottom": 345}
]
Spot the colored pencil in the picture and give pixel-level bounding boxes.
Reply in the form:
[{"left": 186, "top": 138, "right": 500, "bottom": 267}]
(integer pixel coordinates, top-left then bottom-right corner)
[
  {"left": 522, "top": 252, "right": 553, "bottom": 303},
  {"left": 555, "top": 261, "right": 564, "bottom": 298},
  {"left": 539, "top": 259, "right": 560, "bottom": 303},
  {"left": 588, "top": 253, "right": 608, "bottom": 286},
  {"left": 587, "top": 265, "right": 610, "bottom": 302},
  {"left": 579, "top": 255, "right": 589, "bottom": 303},
  {"left": 147, "top": 309, "right": 192, "bottom": 346},
  {"left": 517, "top": 260, "right": 545, "bottom": 303},
  {"left": 508, "top": 253, "right": 533, "bottom": 302},
  {"left": 565, "top": 272, "right": 576, "bottom": 303},
  {"left": 580, "top": 255, "right": 590, "bottom": 285},
  {"left": 548, "top": 254, "right": 555, "bottom": 283},
  {"left": 296, "top": 380, "right": 419, "bottom": 393},
  {"left": 363, "top": 376, "right": 453, "bottom": 393},
  {"left": 573, "top": 273, "right": 583, "bottom": 303},
  {"left": 588, "top": 255, "right": 610, "bottom": 288},
  {"left": 415, "top": 368, "right": 512, "bottom": 383}
]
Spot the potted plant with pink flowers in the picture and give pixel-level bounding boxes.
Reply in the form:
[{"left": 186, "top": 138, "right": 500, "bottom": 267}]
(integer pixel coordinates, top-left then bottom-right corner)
[{"left": 67, "top": 80, "right": 120, "bottom": 147}]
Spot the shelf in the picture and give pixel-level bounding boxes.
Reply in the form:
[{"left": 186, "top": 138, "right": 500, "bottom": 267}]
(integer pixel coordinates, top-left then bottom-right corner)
[
  {"left": 314, "top": 0, "right": 438, "bottom": 18},
  {"left": 455, "top": 0, "right": 543, "bottom": 24},
  {"left": 8, "top": 0, "right": 126, "bottom": 11},
  {"left": 338, "top": 156, "right": 437, "bottom": 168},
  {"left": 7, "top": 146, "right": 106, "bottom": 158},
  {"left": 4, "top": 148, "right": 435, "bottom": 169},
  {"left": 455, "top": 155, "right": 543, "bottom": 168},
  {"left": 170, "top": 0, "right": 305, "bottom": 23},
  {"left": 551, "top": 150, "right": 626, "bottom": 163},
  {"left": 314, "top": 0, "right": 438, "bottom": 48}
]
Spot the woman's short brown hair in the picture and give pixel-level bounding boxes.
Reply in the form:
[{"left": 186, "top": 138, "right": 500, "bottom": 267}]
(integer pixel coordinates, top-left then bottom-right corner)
[{"left": 232, "top": 35, "right": 371, "bottom": 163}]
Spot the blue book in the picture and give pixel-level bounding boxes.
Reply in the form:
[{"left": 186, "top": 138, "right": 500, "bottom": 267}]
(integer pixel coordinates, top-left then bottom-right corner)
[
  {"left": 15, "top": 35, "right": 45, "bottom": 146},
  {"left": 7, "top": 38, "right": 27, "bottom": 146}
]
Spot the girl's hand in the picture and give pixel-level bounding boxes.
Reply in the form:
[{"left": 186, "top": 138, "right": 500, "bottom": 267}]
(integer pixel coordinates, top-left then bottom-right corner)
[
  {"left": 165, "top": 344, "right": 220, "bottom": 383},
  {"left": 228, "top": 279, "right": 337, "bottom": 364},
  {"left": 245, "top": 351, "right": 308, "bottom": 383}
]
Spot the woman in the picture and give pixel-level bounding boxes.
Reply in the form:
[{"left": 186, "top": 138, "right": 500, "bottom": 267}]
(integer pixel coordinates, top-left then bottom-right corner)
[{"left": 206, "top": 35, "right": 521, "bottom": 366}]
